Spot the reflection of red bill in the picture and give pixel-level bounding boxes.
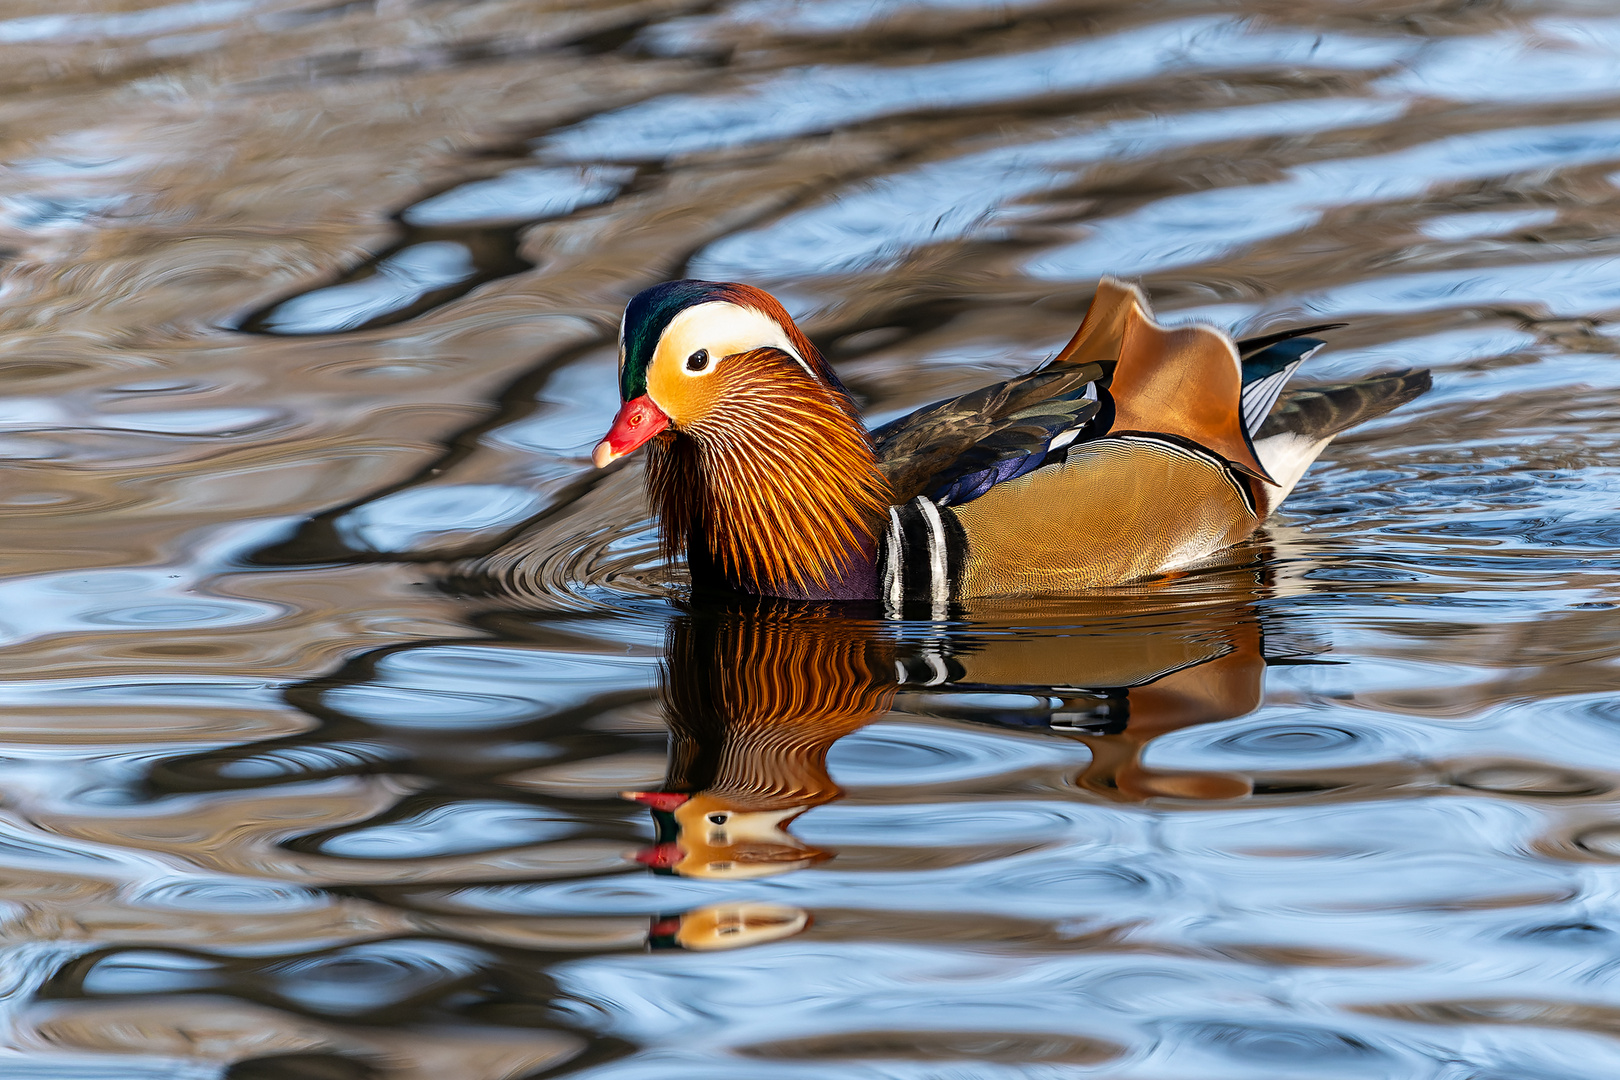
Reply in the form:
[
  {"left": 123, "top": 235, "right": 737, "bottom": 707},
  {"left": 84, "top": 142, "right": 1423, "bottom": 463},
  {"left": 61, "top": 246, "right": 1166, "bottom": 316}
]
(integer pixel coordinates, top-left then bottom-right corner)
[
  {"left": 621, "top": 791, "right": 690, "bottom": 811},
  {"left": 633, "top": 842, "right": 683, "bottom": 869}
]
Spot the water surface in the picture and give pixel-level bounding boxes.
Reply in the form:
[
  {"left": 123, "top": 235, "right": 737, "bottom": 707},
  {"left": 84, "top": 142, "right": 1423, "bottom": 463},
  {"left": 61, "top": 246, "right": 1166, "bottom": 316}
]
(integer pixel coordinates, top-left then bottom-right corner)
[{"left": 2, "top": 1, "right": 1620, "bottom": 1077}]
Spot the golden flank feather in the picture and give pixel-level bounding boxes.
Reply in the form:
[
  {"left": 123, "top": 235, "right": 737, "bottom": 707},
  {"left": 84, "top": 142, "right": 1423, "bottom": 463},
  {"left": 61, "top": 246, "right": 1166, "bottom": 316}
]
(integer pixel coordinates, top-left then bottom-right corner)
[{"left": 646, "top": 347, "right": 891, "bottom": 595}]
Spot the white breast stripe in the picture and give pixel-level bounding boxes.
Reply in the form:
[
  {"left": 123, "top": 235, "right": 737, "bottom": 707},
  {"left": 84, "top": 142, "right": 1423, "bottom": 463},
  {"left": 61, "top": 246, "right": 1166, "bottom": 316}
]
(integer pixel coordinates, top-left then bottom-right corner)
[
  {"left": 883, "top": 507, "right": 904, "bottom": 619},
  {"left": 923, "top": 652, "right": 948, "bottom": 686},
  {"left": 915, "top": 496, "right": 950, "bottom": 621}
]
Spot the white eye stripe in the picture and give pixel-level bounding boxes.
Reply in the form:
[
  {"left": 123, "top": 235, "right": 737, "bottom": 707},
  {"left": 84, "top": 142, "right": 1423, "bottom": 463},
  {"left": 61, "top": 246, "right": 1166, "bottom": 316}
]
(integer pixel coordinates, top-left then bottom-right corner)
[{"left": 657, "top": 301, "right": 814, "bottom": 380}]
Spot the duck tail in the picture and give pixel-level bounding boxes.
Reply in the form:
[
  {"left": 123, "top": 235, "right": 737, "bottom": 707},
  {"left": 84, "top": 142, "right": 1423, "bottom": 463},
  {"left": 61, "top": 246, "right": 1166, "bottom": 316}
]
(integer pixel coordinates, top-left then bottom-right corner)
[
  {"left": 1250, "top": 368, "right": 1431, "bottom": 517},
  {"left": 1258, "top": 368, "right": 1432, "bottom": 443}
]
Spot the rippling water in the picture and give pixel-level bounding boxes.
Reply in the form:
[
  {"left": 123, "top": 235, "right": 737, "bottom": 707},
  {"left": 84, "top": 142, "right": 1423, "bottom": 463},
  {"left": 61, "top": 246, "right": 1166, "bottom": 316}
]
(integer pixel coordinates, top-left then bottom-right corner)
[{"left": 4, "top": 1, "right": 1620, "bottom": 1077}]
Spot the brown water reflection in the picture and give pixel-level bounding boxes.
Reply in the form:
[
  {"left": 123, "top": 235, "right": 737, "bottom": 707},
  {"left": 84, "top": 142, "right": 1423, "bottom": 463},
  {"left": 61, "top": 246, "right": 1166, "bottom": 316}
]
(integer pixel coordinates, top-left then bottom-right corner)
[{"left": 6, "top": 0, "right": 1620, "bottom": 1078}]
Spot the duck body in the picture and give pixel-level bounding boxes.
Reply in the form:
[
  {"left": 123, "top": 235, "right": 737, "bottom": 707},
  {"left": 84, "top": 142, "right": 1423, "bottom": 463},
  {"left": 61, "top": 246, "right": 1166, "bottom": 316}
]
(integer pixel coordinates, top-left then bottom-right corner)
[{"left": 594, "top": 278, "right": 1429, "bottom": 607}]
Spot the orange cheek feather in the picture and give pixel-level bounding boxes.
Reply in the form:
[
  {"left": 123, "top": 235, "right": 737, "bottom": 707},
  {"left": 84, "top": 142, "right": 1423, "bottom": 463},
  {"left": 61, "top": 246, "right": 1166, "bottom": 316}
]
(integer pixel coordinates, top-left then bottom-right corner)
[{"left": 593, "top": 395, "right": 671, "bottom": 467}]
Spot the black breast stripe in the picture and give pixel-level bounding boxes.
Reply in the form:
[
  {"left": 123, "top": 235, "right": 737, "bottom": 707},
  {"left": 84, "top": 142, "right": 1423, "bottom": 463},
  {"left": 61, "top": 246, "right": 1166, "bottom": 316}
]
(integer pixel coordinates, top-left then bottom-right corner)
[{"left": 879, "top": 496, "right": 967, "bottom": 619}]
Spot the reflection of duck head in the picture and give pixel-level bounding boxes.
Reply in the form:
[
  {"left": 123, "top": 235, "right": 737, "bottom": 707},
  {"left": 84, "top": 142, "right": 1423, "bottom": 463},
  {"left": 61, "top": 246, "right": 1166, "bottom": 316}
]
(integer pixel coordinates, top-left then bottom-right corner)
[
  {"left": 648, "top": 901, "right": 810, "bottom": 950},
  {"left": 627, "top": 601, "right": 896, "bottom": 879},
  {"left": 627, "top": 791, "right": 833, "bottom": 879}
]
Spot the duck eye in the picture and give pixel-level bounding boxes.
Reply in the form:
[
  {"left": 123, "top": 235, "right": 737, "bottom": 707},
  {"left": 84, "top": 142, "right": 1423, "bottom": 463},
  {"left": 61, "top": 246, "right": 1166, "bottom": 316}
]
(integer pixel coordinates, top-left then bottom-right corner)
[
  {"left": 686, "top": 348, "right": 710, "bottom": 372},
  {"left": 707, "top": 812, "right": 728, "bottom": 825}
]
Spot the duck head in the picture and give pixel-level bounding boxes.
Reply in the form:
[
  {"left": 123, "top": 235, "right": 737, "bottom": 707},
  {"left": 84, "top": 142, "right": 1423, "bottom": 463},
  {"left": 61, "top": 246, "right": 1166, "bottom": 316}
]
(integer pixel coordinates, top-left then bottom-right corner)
[{"left": 592, "top": 280, "right": 891, "bottom": 598}]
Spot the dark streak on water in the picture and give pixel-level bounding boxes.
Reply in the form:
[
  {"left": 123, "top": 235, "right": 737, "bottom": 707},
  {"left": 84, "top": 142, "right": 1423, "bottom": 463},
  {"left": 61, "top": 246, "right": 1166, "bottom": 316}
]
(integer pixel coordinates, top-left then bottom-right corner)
[{"left": 3, "top": 2, "right": 1620, "bottom": 1079}]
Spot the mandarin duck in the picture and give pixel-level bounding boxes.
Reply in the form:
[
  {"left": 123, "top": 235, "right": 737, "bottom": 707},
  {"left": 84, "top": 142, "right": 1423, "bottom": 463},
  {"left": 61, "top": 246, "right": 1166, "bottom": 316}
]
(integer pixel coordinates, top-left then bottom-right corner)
[{"left": 593, "top": 278, "right": 1430, "bottom": 609}]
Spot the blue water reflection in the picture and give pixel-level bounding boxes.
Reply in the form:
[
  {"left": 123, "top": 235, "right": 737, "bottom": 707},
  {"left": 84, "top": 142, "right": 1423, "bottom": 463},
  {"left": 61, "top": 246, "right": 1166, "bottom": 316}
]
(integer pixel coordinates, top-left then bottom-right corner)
[
  {"left": 261, "top": 241, "right": 476, "bottom": 334},
  {"left": 403, "top": 165, "right": 632, "bottom": 227},
  {"left": 542, "top": 18, "right": 1409, "bottom": 161}
]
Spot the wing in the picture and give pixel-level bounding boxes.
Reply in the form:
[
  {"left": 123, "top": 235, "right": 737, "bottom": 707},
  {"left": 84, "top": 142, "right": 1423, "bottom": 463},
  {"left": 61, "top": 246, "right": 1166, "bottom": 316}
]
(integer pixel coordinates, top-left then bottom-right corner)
[
  {"left": 1089, "top": 280, "right": 1275, "bottom": 484},
  {"left": 872, "top": 362, "right": 1103, "bottom": 505},
  {"left": 1235, "top": 322, "right": 1345, "bottom": 360}
]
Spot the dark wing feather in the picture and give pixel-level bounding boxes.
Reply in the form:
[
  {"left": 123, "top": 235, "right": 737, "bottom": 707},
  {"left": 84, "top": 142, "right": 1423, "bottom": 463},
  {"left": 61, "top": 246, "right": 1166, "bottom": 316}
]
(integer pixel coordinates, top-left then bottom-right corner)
[
  {"left": 1242, "top": 336, "right": 1326, "bottom": 385},
  {"left": 872, "top": 362, "right": 1104, "bottom": 505},
  {"left": 1257, "top": 368, "right": 1431, "bottom": 441},
  {"left": 1235, "top": 323, "right": 1346, "bottom": 360},
  {"left": 925, "top": 396, "right": 1102, "bottom": 506}
]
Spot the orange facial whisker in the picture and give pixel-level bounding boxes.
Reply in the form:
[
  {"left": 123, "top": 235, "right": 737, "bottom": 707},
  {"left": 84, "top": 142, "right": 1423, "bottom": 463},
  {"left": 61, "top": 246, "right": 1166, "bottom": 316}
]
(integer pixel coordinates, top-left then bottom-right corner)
[{"left": 645, "top": 347, "right": 888, "bottom": 595}]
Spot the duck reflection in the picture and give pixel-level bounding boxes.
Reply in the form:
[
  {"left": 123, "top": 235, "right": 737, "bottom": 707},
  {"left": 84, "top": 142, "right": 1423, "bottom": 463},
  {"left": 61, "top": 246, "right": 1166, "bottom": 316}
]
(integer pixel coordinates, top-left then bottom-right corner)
[
  {"left": 649, "top": 901, "right": 809, "bottom": 950},
  {"left": 134, "top": 571, "right": 1297, "bottom": 969},
  {"left": 941, "top": 592, "right": 1266, "bottom": 801},
  {"left": 626, "top": 604, "right": 898, "bottom": 878},
  {"left": 630, "top": 574, "right": 1288, "bottom": 879}
]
